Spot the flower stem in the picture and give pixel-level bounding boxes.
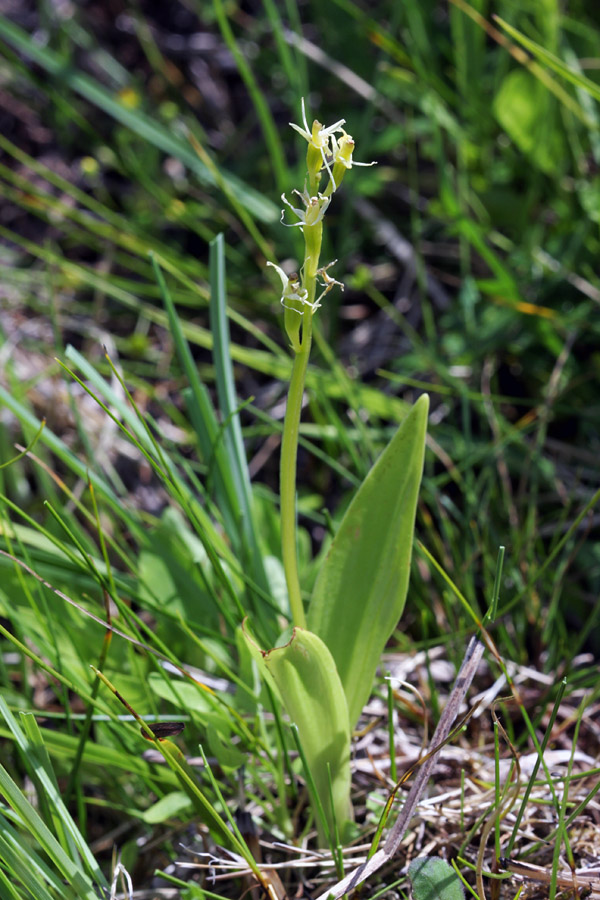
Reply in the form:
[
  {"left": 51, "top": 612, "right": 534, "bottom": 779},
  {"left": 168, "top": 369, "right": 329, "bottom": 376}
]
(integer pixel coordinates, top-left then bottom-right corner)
[
  {"left": 280, "top": 314, "right": 312, "bottom": 629},
  {"left": 280, "top": 216, "right": 322, "bottom": 628}
]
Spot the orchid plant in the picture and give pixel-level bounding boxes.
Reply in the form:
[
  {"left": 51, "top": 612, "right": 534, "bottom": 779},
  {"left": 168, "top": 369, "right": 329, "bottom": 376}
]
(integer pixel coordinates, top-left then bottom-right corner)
[{"left": 245, "top": 100, "right": 429, "bottom": 846}]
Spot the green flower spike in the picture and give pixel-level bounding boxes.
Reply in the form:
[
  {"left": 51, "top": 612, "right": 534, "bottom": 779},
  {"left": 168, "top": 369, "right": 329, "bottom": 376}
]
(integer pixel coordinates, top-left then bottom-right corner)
[{"left": 277, "top": 100, "right": 374, "bottom": 629}]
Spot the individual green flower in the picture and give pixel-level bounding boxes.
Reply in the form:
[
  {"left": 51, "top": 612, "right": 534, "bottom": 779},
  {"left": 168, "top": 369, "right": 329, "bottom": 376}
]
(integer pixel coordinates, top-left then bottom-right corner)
[
  {"left": 328, "top": 131, "right": 376, "bottom": 193},
  {"left": 266, "top": 261, "right": 311, "bottom": 352},
  {"left": 266, "top": 261, "right": 310, "bottom": 312},
  {"left": 289, "top": 98, "right": 346, "bottom": 191},
  {"left": 280, "top": 185, "right": 332, "bottom": 229}
]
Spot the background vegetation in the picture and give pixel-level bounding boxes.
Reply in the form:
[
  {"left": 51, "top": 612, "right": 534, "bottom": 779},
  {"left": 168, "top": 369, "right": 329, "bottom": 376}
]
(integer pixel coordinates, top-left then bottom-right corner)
[{"left": 0, "top": 1, "right": 599, "bottom": 897}]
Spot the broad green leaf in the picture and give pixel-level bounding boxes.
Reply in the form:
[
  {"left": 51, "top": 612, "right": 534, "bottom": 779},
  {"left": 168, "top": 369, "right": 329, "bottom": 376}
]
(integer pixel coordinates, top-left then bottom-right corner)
[
  {"left": 408, "top": 857, "right": 465, "bottom": 900},
  {"left": 138, "top": 507, "right": 218, "bottom": 626},
  {"left": 494, "top": 70, "right": 565, "bottom": 174},
  {"left": 243, "top": 625, "right": 351, "bottom": 840},
  {"left": 206, "top": 726, "right": 247, "bottom": 773},
  {"left": 146, "top": 673, "right": 217, "bottom": 717},
  {"left": 308, "top": 394, "right": 429, "bottom": 729},
  {"left": 140, "top": 791, "right": 191, "bottom": 824}
]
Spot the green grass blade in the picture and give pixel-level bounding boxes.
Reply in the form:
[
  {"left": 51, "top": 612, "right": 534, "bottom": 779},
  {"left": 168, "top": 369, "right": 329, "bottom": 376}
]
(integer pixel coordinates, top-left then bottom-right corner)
[
  {"left": 209, "top": 234, "right": 254, "bottom": 525},
  {"left": 0, "top": 853, "right": 29, "bottom": 900},
  {"left": 209, "top": 235, "right": 271, "bottom": 603},
  {"left": 152, "top": 255, "right": 243, "bottom": 540},
  {"left": 0, "top": 822, "right": 68, "bottom": 900},
  {"left": 0, "top": 699, "right": 107, "bottom": 888},
  {"left": 0, "top": 761, "right": 104, "bottom": 899}
]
